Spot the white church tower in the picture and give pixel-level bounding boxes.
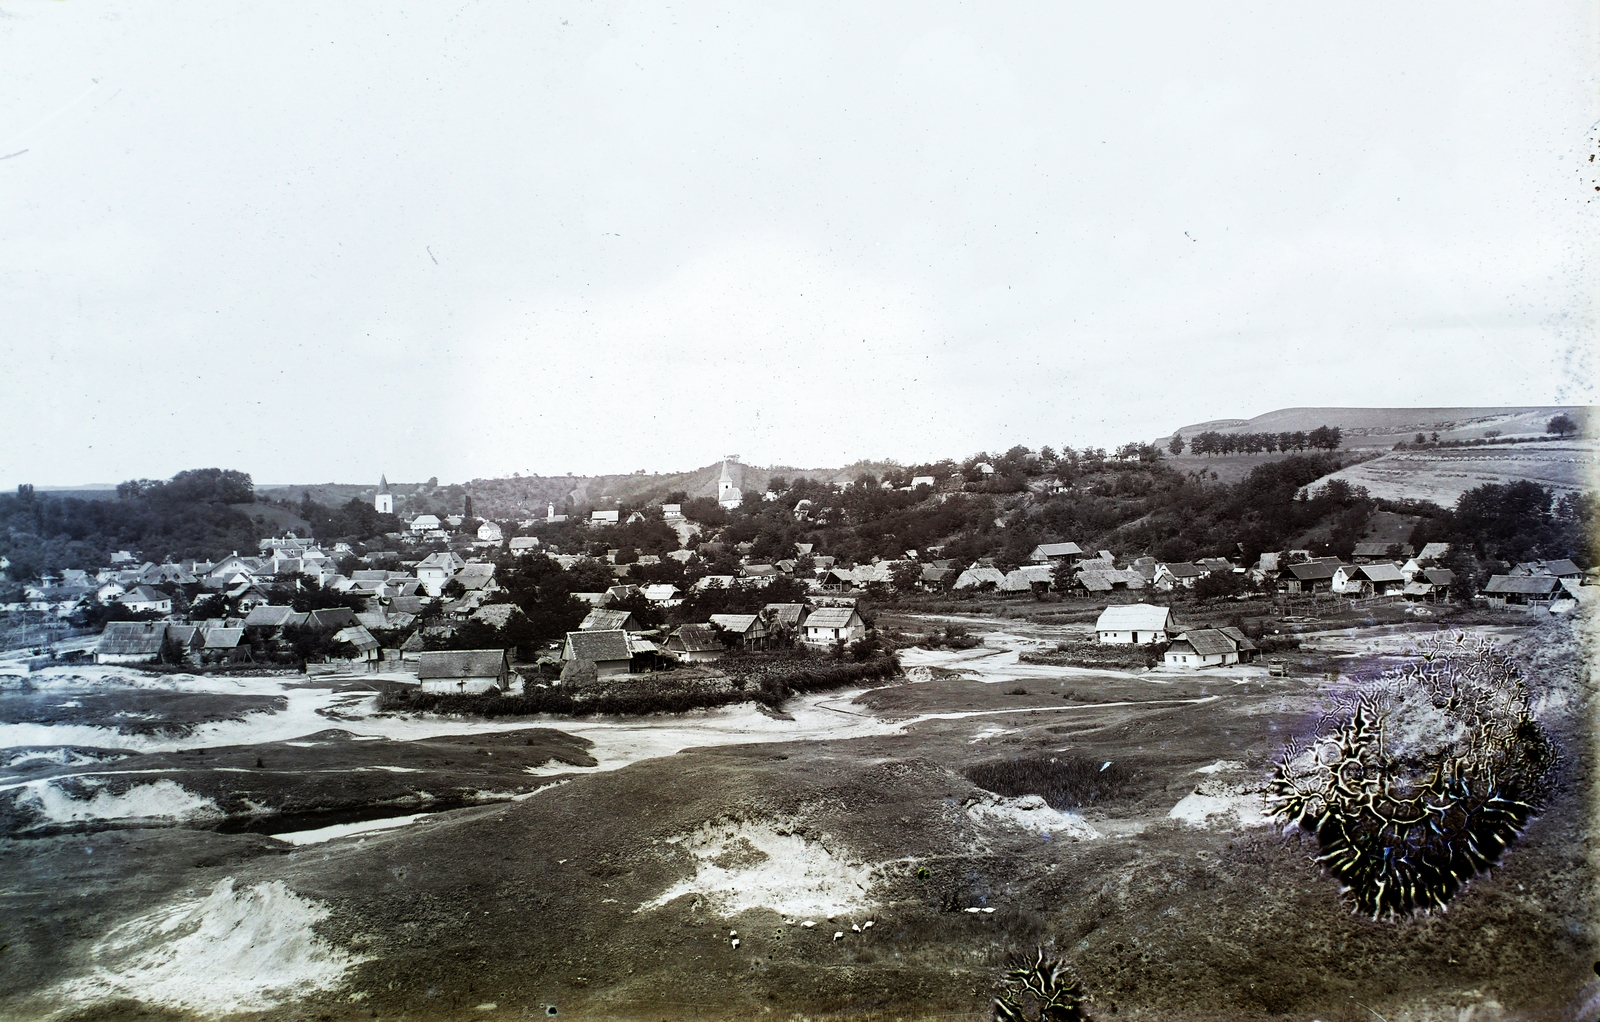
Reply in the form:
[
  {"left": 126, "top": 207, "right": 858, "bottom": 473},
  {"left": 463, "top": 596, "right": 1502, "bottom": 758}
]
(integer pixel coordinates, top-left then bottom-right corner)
[
  {"left": 718, "top": 455, "right": 743, "bottom": 509},
  {"left": 375, "top": 475, "right": 393, "bottom": 515}
]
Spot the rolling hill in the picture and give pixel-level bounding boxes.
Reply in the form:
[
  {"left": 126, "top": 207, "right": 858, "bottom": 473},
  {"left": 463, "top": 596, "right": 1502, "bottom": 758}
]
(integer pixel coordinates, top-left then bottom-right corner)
[{"left": 1161, "top": 406, "right": 1589, "bottom": 450}]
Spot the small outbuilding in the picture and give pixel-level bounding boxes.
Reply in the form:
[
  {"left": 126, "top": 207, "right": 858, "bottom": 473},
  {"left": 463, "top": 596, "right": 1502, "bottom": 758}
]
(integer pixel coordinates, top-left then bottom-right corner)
[{"left": 561, "top": 629, "right": 634, "bottom": 679}]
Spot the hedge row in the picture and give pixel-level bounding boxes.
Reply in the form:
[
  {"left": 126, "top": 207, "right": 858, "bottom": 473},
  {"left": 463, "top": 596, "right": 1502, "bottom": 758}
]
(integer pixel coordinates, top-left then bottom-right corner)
[
  {"left": 376, "top": 650, "right": 903, "bottom": 718},
  {"left": 1018, "top": 639, "right": 1165, "bottom": 669}
]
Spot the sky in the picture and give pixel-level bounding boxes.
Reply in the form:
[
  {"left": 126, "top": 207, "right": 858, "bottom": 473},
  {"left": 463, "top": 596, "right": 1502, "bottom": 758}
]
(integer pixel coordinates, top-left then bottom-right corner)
[{"left": 1, "top": 1, "right": 1596, "bottom": 487}]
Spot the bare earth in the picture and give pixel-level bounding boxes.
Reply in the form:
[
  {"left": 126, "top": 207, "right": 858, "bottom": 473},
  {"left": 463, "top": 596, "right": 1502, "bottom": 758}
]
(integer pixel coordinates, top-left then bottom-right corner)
[{"left": 0, "top": 612, "right": 1594, "bottom": 1022}]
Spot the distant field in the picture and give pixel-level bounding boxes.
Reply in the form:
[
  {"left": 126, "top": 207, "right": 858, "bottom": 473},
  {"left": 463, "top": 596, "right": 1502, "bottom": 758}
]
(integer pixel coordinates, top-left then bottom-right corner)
[
  {"left": 1301, "top": 439, "right": 1598, "bottom": 505},
  {"left": 1163, "top": 405, "right": 1592, "bottom": 449}
]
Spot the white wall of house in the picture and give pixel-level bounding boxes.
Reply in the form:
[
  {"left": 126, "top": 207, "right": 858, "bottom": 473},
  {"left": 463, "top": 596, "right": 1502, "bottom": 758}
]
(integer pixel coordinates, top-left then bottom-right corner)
[{"left": 420, "top": 676, "right": 501, "bottom": 694}]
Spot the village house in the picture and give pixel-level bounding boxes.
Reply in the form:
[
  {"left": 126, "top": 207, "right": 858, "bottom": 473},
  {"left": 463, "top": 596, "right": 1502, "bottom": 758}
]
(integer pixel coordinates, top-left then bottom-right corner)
[
  {"left": 662, "top": 503, "right": 684, "bottom": 520},
  {"left": 416, "top": 551, "right": 466, "bottom": 596},
  {"left": 417, "top": 649, "right": 513, "bottom": 694},
  {"left": 666, "top": 623, "right": 724, "bottom": 662},
  {"left": 580, "top": 608, "right": 646, "bottom": 632},
  {"left": 1163, "top": 627, "right": 1246, "bottom": 668},
  {"left": 408, "top": 514, "right": 443, "bottom": 534},
  {"left": 801, "top": 607, "right": 866, "bottom": 647},
  {"left": 1029, "top": 542, "right": 1084, "bottom": 564},
  {"left": 95, "top": 621, "right": 171, "bottom": 664},
  {"left": 1482, "top": 575, "right": 1563, "bottom": 607},
  {"left": 117, "top": 585, "right": 173, "bottom": 616},
  {"left": 589, "top": 509, "right": 621, "bottom": 526},
  {"left": 563, "top": 629, "right": 634, "bottom": 678},
  {"left": 1282, "top": 560, "right": 1343, "bottom": 594},
  {"left": 1094, "top": 604, "right": 1173, "bottom": 644},
  {"left": 708, "top": 613, "right": 769, "bottom": 650},
  {"left": 476, "top": 521, "right": 504, "bottom": 543},
  {"left": 1152, "top": 562, "right": 1205, "bottom": 590}
]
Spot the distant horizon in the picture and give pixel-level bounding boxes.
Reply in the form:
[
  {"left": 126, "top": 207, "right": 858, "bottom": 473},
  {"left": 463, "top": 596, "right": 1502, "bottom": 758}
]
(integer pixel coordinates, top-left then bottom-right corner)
[{"left": 16, "top": 402, "right": 1594, "bottom": 493}]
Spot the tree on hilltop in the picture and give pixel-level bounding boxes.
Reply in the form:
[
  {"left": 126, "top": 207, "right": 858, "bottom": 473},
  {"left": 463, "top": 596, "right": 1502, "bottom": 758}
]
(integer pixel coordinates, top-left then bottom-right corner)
[{"left": 1546, "top": 413, "right": 1578, "bottom": 437}]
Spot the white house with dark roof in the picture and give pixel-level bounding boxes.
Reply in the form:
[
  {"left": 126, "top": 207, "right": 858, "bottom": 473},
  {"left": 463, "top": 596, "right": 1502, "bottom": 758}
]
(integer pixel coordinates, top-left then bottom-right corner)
[
  {"left": 1028, "top": 542, "right": 1084, "bottom": 563},
  {"left": 418, "top": 649, "right": 512, "bottom": 694},
  {"left": 1163, "top": 628, "right": 1241, "bottom": 667},
  {"left": 1094, "top": 604, "right": 1173, "bottom": 644}
]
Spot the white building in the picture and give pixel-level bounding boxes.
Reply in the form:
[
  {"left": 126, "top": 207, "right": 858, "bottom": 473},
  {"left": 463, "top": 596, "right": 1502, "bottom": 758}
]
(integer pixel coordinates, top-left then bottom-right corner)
[
  {"left": 477, "top": 521, "right": 504, "bottom": 543},
  {"left": 1094, "top": 604, "right": 1172, "bottom": 644},
  {"left": 802, "top": 607, "right": 866, "bottom": 647},
  {"left": 718, "top": 456, "right": 744, "bottom": 509},
  {"left": 375, "top": 475, "right": 393, "bottom": 515}
]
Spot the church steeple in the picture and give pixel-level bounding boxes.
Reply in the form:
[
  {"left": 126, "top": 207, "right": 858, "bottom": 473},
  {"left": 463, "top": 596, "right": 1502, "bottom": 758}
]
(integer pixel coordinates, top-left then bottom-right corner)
[{"left": 375, "top": 475, "right": 394, "bottom": 515}]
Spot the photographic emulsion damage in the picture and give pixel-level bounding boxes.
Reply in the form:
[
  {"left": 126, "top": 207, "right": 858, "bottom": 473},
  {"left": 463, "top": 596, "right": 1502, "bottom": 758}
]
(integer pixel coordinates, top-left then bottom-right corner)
[{"left": 1, "top": 4, "right": 1596, "bottom": 1020}]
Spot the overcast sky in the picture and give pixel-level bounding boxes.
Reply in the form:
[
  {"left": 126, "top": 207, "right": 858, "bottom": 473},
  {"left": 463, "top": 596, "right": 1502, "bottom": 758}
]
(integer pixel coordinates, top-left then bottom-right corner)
[{"left": 2, "top": 2, "right": 1595, "bottom": 487}]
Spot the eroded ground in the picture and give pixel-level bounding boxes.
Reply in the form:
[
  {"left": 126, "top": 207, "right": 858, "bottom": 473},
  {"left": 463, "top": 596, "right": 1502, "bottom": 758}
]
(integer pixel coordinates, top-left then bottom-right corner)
[{"left": 0, "top": 614, "right": 1594, "bottom": 1022}]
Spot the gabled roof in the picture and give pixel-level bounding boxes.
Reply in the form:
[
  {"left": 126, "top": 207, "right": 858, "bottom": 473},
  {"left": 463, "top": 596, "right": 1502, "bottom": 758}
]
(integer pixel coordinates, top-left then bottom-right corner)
[
  {"left": 581, "top": 608, "right": 639, "bottom": 631},
  {"left": 1358, "top": 563, "right": 1406, "bottom": 583},
  {"left": 1287, "top": 561, "right": 1343, "bottom": 581},
  {"left": 1095, "top": 604, "right": 1172, "bottom": 632},
  {"left": 1181, "top": 628, "right": 1238, "bottom": 657},
  {"left": 1484, "top": 575, "right": 1559, "bottom": 595},
  {"left": 1422, "top": 568, "right": 1455, "bottom": 586},
  {"left": 452, "top": 563, "right": 497, "bottom": 590},
  {"left": 203, "top": 627, "right": 245, "bottom": 649},
  {"left": 1417, "top": 542, "right": 1451, "bottom": 561},
  {"left": 741, "top": 564, "right": 778, "bottom": 577},
  {"left": 641, "top": 584, "right": 681, "bottom": 602},
  {"left": 668, "top": 623, "right": 722, "bottom": 653},
  {"left": 1031, "top": 542, "right": 1084, "bottom": 558},
  {"left": 763, "top": 603, "right": 808, "bottom": 628},
  {"left": 97, "top": 621, "right": 168, "bottom": 656},
  {"left": 1076, "top": 571, "right": 1114, "bottom": 592},
  {"left": 1159, "top": 562, "right": 1204, "bottom": 579},
  {"left": 305, "top": 607, "right": 358, "bottom": 631},
  {"left": 709, "top": 613, "right": 762, "bottom": 634},
  {"left": 803, "top": 607, "right": 860, "bottom": 630},
  {"left": 120, "top": 585, "right": 168, "bottom": 603},
  {"left": 243, "top": 605, "right": 298, "bottom": 628},
  {"left": 332, "top": 625, "right": 379, "bottom": 652},
  {"left": 564, "top": 629, "right": 632, "bottom": 662},
  {"left": 1216, "top": 625, "right": 1256, "bottom": 651},
  {"left": 472, "top": 604, "right": 523, "bottom": 629},
  {"left": 417, "top": 649, "right": 509, "bottom": 679}
]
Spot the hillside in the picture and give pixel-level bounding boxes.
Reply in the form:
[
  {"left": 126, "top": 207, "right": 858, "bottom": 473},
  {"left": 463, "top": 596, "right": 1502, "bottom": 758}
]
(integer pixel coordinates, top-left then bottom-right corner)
[
  {"left": 1299, "top": 438, "right": 1598, "bottom": 506},
  {"left": 1161, "top": 406, "right": 1590, "bottom": 450},
  {"left": 260, "top": 460, "right": 915, "bottom": 521}
]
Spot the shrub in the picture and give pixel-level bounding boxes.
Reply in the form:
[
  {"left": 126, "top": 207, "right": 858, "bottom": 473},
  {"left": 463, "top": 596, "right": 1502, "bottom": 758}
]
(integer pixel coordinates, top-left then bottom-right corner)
[{"left": 1265, "top": 633, "right": 1558, "bottom": 919}]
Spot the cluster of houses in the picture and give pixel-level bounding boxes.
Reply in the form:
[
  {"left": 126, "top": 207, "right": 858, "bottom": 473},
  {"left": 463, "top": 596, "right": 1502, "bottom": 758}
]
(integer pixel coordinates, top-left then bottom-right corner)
[
  {"left": 1092, "top": 604, "right": 1260, "bottom": 669},
  {"left": 410, "top": 599, "right": 870, "bottom": 695}
]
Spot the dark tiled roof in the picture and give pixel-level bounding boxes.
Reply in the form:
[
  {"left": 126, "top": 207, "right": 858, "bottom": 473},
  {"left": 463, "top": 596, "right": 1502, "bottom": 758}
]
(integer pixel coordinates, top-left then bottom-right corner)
[
  {"left": 564, "top": 629, "right": 632, "bottom": 662},
  {"left": 418, "top": 649, "right": 509, "bottom": 679}
]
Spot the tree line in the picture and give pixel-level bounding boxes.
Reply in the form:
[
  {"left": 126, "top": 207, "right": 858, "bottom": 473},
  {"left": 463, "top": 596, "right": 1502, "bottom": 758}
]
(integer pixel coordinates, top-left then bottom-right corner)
[{"left": 1172, "top": 426, "right": 1343, "bottom": 456}]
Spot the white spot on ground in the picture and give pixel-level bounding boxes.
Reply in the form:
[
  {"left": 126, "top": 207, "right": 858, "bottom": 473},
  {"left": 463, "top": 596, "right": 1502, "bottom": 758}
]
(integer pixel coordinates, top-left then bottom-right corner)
[
  {"left": 966, "top": 793, "right": 1099, "bottom": 840},
  {"left": 52, "top": 877, "right": 366, "bottom": 1014},
  {"left": 21, "top": 778, "right": 219, "bottom": 824},
  {"left": 639, "top": 819, "right": 876, "bottom": 918},
  {"left": 1168, "top": 789, "right": 1272, "bottom": 828},
  {"left": 269, "top": 813, "right": 430, "bottom": 845},
  {"left": 1192, "top": 760, "right": 1244, "bottom": 774}
]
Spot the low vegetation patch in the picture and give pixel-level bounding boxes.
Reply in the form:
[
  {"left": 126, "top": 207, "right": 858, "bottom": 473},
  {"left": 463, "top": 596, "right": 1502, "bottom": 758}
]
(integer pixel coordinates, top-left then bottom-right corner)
[
  {"left": 1018, "top": 639, "right": 1164, "bottom": 669},
  {"left": 376, "top": 648, "right": 902, "bottom": 717},
  {"left": 964, "top": 754, "right": 1143, "bottom": 811}
]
